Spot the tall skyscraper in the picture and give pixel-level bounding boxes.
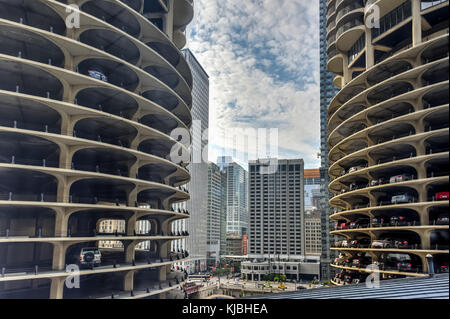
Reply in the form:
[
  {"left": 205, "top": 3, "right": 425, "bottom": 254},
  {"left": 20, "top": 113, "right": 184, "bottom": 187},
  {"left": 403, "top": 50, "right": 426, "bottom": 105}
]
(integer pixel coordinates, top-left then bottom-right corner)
[
  {"left": 171, "top": 48, "right": 209, "bottom": 274},
  {"left": 206, "top": 162, "right": 226, "bottom": 268},
  {"left": 304, "top": 169, "right": 322, "bottom": 255},
  {"left": 327, "top": 0, "right": 449, "bottom": 280},
  {"left": 217, "top": 157, "right": 249, "bottom": 236},
  {"left": 0, "top": 0, "right": 194, "bottom": 299},
  {"left": 319, "top": 0, "right": 340, "bottom": 280},
  {"left": 248, "top": 159, "right": 305, "bottom": 259},
  {"left": 242, "top": 159, "right": 321, "bottom": 281}
]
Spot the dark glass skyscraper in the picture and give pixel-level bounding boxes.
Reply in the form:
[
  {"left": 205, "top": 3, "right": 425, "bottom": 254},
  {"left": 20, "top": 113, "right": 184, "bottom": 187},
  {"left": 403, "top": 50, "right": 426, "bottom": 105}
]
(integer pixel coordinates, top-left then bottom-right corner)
[{"left": 319, "top": 0, "right": 339, "bottom": 280}]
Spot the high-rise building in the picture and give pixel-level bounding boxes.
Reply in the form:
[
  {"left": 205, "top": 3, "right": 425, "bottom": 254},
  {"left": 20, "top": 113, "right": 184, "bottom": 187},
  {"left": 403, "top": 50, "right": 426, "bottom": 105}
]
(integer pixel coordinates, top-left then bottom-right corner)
[
  {"left": 0, "top": 0, "right": 194, "bottom": 299},
  {"left": 326, "top": 0, "right": 449, "bottom": 281},
  {"left": 304, "top": 169, "right": 322, "bottom": 255},
  {"left": 320, "top": 0, "right": 340, "bottom": 280},
  {"left": 248, "top": 159, "right": 305, "bottom": 259},
  {"left": 171, "top": 48, "right": 209, "bottom": 274},
  {"left": 223, "top": 162, "right": 248, "bottom": 236},
  {"left": 243, "top": 159, "right": 321, "bottom": 281},
  {"left": 305, "top": 209, "right": 322, "bottom": 255},
  {"left": 206, "top": 162, "right": 225, "bottom": 268}
]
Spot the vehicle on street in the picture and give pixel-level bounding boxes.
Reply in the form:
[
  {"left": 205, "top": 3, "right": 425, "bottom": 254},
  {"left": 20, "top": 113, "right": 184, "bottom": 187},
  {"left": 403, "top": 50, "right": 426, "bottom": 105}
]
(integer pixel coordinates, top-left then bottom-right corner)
[{"left": 188, "top": 274, "right": 211, "bottom": 282}]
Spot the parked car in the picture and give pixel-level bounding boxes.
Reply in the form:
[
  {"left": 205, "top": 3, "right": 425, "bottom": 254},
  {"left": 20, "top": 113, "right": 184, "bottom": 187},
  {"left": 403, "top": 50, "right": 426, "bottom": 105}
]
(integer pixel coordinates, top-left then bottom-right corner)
[
  {"left": 372, "top": 260, "right": 385, "bottom": 270},
  {"left": 88, "top": 68, "right": 108, "bottom": 82},
  {"left": 338, "top": 222, "right": 350, "bottom": 230},
  {"left": 389, "top": 174, "right": 413, "bottom": 184},
  {"left": 439, "top": 265, "right": 449, "bottom": 273},
  {"left": 75, "top": 247, "right": 102, "bottom": 268},
  {"left": 386, "top": 254, "right": 413, "bottom": 272},
  {"left": 351, "top": 256, "right": 371, "bottom": 268},
  {"left": 391, "top": 193, "right": 414, "bottom": 204},
  {"left": 350, "top": 237, "right": 371, "bottom": 248},
  {"left": 389, "top": 216, "right": 412, "bottom": 226},
  {"left": 434, "top": 192, "right": 449, "bottom": 201},
  {"left": 371, "top": 177, "right": 387, "bottom": 186},
  {"left": 436, "top": 214, "right": 449, "bottom": 225},
  {"left": 348, "top": 166, "right": 365, "bottom": 173},
  {"left": 343, "top": 258, "right": 352, "bottom": 267},
  {"left": 344, "top": 274, "right": 354, "bottom": 284},
  {"left": 350, "top": 218, "right": 369, "bottom": 229},
  {"left": 389, "top": 238, "right": 411, "bottom": 249},
  {"left": 372, "top": 216, "right": 386, "bottom": 227},
  {"left": 371, "top": 239, "right": 393, "bottom": 249}
]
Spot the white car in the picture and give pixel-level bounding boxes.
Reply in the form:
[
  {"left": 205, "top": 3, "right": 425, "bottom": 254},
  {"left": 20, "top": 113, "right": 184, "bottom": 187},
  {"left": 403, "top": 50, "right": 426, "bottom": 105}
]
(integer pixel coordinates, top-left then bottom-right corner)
[
  {"left": 348, "top": 166, "right": 364, "bottom": 173},
  {"left": 78, "top": 247, "right": 102, "bottom": 267},
  {"left": 88, "top": 69, "right": 108, "bottom": 82},
  {"left": 391, "top": 194, "right": 414, "bottom": 204}
]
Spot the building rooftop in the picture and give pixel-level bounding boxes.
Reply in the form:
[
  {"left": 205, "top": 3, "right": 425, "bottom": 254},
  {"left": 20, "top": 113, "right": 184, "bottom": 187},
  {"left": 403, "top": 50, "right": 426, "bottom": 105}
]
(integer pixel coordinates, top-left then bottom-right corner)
[{"left": 246, "top": 274, "right": 449, "bottom": 299}]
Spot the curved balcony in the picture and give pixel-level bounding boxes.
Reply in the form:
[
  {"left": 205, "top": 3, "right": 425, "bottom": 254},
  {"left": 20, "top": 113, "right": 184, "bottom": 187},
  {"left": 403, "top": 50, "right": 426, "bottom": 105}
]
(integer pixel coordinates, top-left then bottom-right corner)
[
  {"left": 0, "top": 0, "right": 193, "bottom": 299},
  {"left": 327, "top": 6, "right": 449, "bottom": 279}
]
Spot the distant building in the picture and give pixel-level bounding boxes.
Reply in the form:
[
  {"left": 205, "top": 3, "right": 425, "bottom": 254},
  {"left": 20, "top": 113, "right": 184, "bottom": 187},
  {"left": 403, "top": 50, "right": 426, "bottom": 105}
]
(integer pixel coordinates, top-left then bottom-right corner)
[
  {"left": 206, "top": 162, "right": 226, "bottom": 268},
  {"left": 217, "top": 157, "right": 248, "bottom": 236},
  {"left": 226, "top": 234, "right": 245, "bottom": 256},
  {"left": 304, "top": 169, "right": 322, "bottom": 255},
  {"left": 248, "top": 159, "right": 305, "bottom": 260},
  {"left": 171, "top": 48, "right": 210, "bottom": 274},
  {"left": 305, "top": 208, "right": 322, "bottom": 255}
]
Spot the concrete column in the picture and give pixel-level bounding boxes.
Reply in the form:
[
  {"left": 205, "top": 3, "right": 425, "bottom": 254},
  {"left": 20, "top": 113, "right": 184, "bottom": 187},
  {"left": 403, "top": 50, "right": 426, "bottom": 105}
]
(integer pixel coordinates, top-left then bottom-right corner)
[
  {"left": 419, "top": 229, "right": 431, "bottom": 250},
  {"left": 52, "top": 242, "right": 68, "bottom": 271},
  {"left": 49, "top": 277, "right": 65, "bottom": 299},
  {"left": 164, "top": 0, "right": 175, "bottom": 40},
  {"left": 158, "top": 265, "right": 167, "bottom": 281},
  {"left": 129, "top": 160, "right": 140, "bottom": 179},
  {"left": 128, "top": 187, "right": 138, "bottom": 207},
  {"left": 124, "top": 241, "right": 137, "bottom": 263},
  {"left": 123, "top": 270, "right": 135, "bottom": 291},
  {"left": 342, "top": 54, "right": 351, "bottom": 84},
  {"left": 54, "top": 210, "right": 70, "bottom": 237},
  {"left": 126, "top": 214, "right": 138, "bottom": 236},
  {"left": 365, "top": 27, "right": 374, "bottom": 69},
  {"left": 412, "top": 0, "right": 422, "bottom": 46}
]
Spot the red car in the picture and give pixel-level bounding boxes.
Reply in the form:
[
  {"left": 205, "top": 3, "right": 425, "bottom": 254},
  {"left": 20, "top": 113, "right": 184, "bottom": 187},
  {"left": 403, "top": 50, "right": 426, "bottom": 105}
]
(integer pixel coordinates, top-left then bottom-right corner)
[
  {"left": 435, "top": 192, "right": 449, "bottom": 200},
  {"left": 339, "top": 223, "right": 350, "bottom": 229}
]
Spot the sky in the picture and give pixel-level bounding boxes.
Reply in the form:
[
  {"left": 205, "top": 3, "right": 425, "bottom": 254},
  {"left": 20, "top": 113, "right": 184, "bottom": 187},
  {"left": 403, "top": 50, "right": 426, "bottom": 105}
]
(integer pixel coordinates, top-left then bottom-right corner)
[{"left": 186, "top": 0, "right": 321, "bottom": 169}]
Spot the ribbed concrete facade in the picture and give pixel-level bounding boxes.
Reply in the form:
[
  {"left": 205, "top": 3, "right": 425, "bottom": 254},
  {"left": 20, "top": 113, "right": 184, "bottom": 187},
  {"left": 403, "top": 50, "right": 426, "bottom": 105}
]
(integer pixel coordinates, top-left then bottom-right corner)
[
  {"left": 326, "top": 0, "right": 449, "bottom": 282},
  {"left": 0, "top": 0, "right": 194, "bottom": 299}
]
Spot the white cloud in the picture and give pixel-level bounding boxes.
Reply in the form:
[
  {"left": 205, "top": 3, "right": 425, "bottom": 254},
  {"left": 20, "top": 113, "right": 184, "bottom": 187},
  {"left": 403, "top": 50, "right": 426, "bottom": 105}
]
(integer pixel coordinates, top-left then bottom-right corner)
[{"left": 187, "top": 0, "right": 321, "bottom": 168}]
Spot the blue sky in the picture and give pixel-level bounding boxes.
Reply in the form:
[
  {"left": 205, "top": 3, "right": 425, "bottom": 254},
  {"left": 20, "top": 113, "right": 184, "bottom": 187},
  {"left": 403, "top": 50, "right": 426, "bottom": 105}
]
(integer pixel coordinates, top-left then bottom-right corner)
[{"left": 186, "top": 0, "right": 321, "bottom": 169}]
